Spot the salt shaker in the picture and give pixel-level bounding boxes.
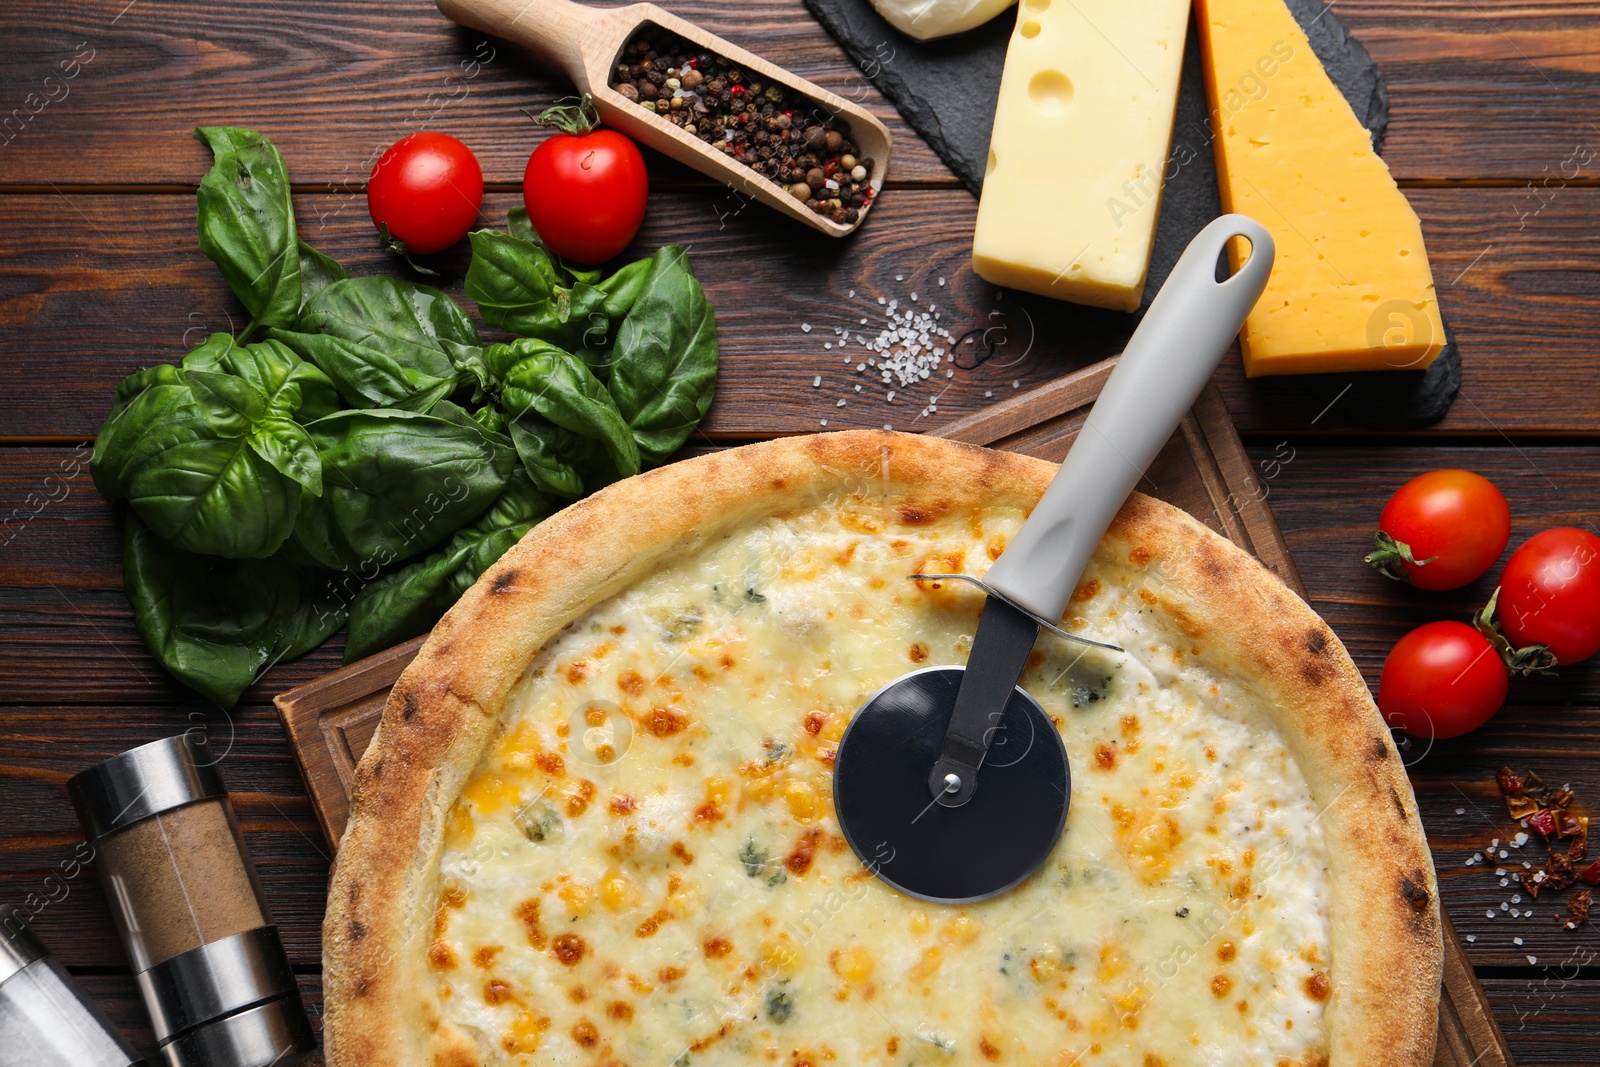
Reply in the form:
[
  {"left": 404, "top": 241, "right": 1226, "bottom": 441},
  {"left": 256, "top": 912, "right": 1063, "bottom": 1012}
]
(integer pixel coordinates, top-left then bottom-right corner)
[{"left": 0, "top": 906, "right": 146, "bottom": 1067}]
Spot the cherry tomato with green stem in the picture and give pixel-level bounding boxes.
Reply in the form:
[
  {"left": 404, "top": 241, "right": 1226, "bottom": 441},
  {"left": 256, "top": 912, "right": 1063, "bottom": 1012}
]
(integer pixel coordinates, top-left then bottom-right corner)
[
  {"left": 522, "top": 96, "right": 648, "bottom": 265},
  {"left": 368, "top": 132, "right": 484, "bottom": 258},
  {"left": 1378, "top": 620, "right": 1509, "bottom": 739},
  {"left": 1365, "top": 470, "right": 1510, "bottom": 591},
  {"left": 1491, "top": 527, "right": 1600, "bottom": 667}
]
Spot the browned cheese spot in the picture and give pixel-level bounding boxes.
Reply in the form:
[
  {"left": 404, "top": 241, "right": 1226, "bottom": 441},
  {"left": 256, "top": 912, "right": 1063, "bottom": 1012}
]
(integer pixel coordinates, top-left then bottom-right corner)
[
  {"left": 552, "top": 933, "right": 588, "bottom": 965},
  {"left": 646, "top": 707, "right": 689, "bottom": 737},
  {"left": 515, "top": 899, "right": 546, "bottom": 950},
  {"left": 786, "top": 828, "right": 823, "bottom": 876}
]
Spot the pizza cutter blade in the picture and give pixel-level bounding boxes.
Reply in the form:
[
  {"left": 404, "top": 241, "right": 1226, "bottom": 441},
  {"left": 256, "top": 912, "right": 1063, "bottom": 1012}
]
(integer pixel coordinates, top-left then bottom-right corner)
[{"left": 833, "top": 215, "right": 1276, "bottom": 903}]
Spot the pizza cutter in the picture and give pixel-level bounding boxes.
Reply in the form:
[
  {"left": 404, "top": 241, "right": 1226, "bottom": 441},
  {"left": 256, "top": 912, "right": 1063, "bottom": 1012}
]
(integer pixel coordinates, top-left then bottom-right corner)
[
  {"left": 434, "top": 0, "right": 893, "bottom": 236},
  {"left": 833, "top": 215, "right": 1276, "bottom": 903}
]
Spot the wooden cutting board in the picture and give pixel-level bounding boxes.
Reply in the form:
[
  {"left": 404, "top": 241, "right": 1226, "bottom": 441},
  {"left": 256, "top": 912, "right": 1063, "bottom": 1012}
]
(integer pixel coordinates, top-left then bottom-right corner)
[{"left": 275, "top": 366, "right": 1512, "bottom": 1067}]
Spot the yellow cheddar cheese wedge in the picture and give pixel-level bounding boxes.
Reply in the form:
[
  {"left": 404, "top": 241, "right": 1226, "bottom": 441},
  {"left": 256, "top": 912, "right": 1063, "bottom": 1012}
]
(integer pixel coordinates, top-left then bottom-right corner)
[
  {"left": 1196, "top": 0, "right": 1446, "bottom": 376},
  {"left": 972, "top": 0, "right": 1192, "bottom": 311}
]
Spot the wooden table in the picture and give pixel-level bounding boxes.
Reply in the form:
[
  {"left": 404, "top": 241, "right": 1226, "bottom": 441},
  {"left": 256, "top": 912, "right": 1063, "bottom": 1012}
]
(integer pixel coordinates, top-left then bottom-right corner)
[{"left": 1, "top": 0, "right": 1596, "bottom": 1062}]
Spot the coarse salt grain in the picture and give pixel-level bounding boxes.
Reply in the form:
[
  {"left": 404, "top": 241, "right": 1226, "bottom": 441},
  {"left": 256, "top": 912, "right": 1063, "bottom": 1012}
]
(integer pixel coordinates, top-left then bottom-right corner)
[
  {"left": 895, "top": 274, "right": 904, "bottom": 281},
  {"left": 854, "top": 384, "right": 862, "bottom": 392},
  {"left": 938, "top": 276, "right": 947, "bottom": 286},
  {"left": 1466, "top": 935, "right": 1476, "bottom": 943},
  {"left": 824, "top": 343, "right": 832, "bottom": 350},
  {"left": 1456, "top": 808, "right": 1467, "bottom": 815},
  {"left": 883, "top": 423, "right": 892, "bottom": 430},
  {"left": 1487, "top": 910, "right": 1496, "bottom": 918},
  {"left": 802, "top": 323, "right": 812, "bottom": 333},
  {"left": 887, "top": 391, "right": 896, "bottom": 401},
  {"left": 819, "top": 419, "right": 828, "bottom": 426},
  {"left": 836, "top": 398, "right": 846, "bottom": 407},
  {"left": 1528, "top": 955, "right": 1538, "bottom": 965}
]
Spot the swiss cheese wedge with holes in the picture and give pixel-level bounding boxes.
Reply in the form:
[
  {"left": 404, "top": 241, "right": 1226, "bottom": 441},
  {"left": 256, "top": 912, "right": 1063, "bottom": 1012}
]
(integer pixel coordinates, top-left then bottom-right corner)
[{"left": 324, "top": 431, "right": 1441, "bottom": 1067}]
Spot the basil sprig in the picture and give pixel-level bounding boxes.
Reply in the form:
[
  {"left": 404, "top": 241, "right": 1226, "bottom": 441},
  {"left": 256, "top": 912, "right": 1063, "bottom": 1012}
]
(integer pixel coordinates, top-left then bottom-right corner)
[{"left": 92, "top": 128, "right": 718, "bottom": 707}]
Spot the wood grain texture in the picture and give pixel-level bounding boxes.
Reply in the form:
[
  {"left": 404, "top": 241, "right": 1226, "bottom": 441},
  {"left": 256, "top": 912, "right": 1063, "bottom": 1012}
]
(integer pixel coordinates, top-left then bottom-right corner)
[
  {"left": 0, "top": 0, "right": 1596, "bottom": 187},
  {"left": 1, "top": 186, "right": 1597, "bottom": 440}
]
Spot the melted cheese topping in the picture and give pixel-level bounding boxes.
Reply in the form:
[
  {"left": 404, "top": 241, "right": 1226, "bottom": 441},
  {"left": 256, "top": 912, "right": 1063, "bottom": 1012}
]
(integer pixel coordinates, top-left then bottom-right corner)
[{"left": 433, "top": 503, "right": 1333, "bottom": 1066}]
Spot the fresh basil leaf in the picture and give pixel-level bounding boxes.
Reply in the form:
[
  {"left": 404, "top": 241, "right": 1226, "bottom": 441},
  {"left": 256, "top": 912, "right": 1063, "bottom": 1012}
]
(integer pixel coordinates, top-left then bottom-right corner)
[
  {"left": 308, "top": 408, "right": 514, "bottom": 563},
  {"left": 488, "top": 338, "right": 640, "bottom": 482},
  {"left": 181, "top": 333, "right": 340, "bottom": 421},
  {"left": 343, "top": 469, "right": 549, "bottom": 661},
  {"left": 472, "top": 405, "right": 508, "bottom": 436},
  {"left": 465, "top": 229, "right": 561, "bottom": 334},
  {"left": 194, "top": 127, "right": 302, "bottom": 333},
  {"left": 507, "top": 207, "right": 603, "bottom": 285},
  {"left": 249, "top": 416, "right": 322, "bottom": 495},
  {"left": 506, "top": 413, "right": 587, "bottom": 498},
  {"left": 598, "top": 256, "right": 652, "bottom": 320},
  {"left": 270, "top": 276, "right": 475, "bottom": 410},
  {"left": 93, "top": 366, "right": 304, "bottom": 559},
  {"left": 297, "top": 238, "right": 349, "bottom": 311},
  {"left": 92, "top": 364, "right": 193, "bottom": 499},
  {"left": 124, "top": 513, "right": 345, "bottom": 708},
  {"left": 183, "top": 369, "right": 266, "bottom": 435},
  {"left": 609, "top": 245, "right": 719, "bottom": 467}
]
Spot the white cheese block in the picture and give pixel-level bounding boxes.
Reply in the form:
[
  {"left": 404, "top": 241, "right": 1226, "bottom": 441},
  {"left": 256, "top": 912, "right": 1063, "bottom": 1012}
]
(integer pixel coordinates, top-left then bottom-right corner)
[
  {"left": 868, "top": 0, "right": 1017, "bottom": 40},
  {"left": 972, "top": 0, "right": 1192, "bottom": 311}
]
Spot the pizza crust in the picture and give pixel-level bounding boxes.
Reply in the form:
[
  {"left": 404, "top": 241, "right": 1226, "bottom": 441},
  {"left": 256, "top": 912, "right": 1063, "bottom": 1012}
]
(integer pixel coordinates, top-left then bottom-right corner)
[{"left": 324, "top": 430, "right": 1441, "bottom": 1066}]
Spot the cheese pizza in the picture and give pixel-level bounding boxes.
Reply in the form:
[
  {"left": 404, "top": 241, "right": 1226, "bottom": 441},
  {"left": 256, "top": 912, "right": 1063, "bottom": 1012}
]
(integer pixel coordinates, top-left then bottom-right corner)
[{"left": 324, "top": 431, "right": 1442, "bottom": 1066}]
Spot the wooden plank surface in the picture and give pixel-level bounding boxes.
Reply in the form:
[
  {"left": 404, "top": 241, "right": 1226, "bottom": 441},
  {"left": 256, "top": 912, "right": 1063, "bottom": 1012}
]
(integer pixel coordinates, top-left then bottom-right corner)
[
  {"left": 1, "top": 186, "right": 1597, "bottom": 439},
  {"left": 0, "top": 0, "right": 1596, "bottom": 187},
  {"left": 2, "top": 0, "right": 1597, "bottom": 1059}
]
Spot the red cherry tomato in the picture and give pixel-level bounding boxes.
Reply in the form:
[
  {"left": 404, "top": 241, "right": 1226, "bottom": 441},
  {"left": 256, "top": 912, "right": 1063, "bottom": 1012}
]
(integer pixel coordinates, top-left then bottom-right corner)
[
  {"left": 523, "top": 128, "right": 647, "bottom": 264},
  {"left": 1496, "top": 527, "right": 1600, "bottom": 665},
  {"left": 1367, "top": 470, "right": 1510, "bottom": 591},
  {"left": 1378, "top": 621, "right": 1508, "bottom": 739},
  {"left": 367, "top": 132, "right": 484, "bottom": 255}
]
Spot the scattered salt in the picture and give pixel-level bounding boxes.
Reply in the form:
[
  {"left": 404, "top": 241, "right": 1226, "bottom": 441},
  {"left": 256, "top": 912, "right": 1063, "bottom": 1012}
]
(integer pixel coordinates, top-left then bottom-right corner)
[
  {"left": 812, "top": 376, "right": 821, "bottom": 387},
  {"left": 1456, "top": 808, "right": 1467, "bottom": 815},
  {"left": 802, "top": 323, "right": 812, "bottom": 333},
  {"left": 836, "top": 398, "right": 847, "bottom": 407},
  {"left": 938, "top": 276, "right": 947, "bottom": 286},
  {"left": 1528, "top": 955, "right": 1538, "bottom": 965},
  {"left": 824, "top": 343, "right": 832, "bottom": 350}
]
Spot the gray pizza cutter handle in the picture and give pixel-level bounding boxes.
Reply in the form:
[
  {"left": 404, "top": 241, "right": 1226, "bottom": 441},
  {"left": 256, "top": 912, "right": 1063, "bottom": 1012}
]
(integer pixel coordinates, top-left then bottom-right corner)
[{"left": 984, "top": 214, "right": 1275, "bottom": 622}]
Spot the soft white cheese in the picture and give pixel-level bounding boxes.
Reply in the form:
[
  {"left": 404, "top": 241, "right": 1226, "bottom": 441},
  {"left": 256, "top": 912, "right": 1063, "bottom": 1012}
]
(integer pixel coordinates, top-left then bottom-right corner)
[{"left": 432, "top": 504, "right": 1333, "bottom": 1065}]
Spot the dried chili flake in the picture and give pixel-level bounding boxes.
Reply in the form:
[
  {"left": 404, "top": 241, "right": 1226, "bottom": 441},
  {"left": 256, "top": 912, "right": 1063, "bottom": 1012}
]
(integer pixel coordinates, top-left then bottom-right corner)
[
  {"left": 1559, "top": 889, "right": 1591, "bottom": 930},
  {"left": 1527, "top": 808, "right": 1558, "bottom": 838},
  {"left": 1507, "top": 793, "right": 1542, "bottom": 820},
  {"left": 1580, "top": 858, "right": 1600, "bottom": 886},
  {"left": 1497, "top": 767, "right": 1525, "bottom": 795},
  {"left": 1557, "top": 811, "right": 1586, "bottom": 841},
  {"left": 1550, "top": 787, "right": 1575, "bottom": 810}
]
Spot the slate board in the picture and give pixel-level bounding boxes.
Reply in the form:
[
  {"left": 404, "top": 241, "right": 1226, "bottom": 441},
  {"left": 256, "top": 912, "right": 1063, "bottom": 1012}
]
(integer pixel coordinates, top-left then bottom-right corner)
[{"left": 803, "top": 0, "right": 1459, "bottom": 427}]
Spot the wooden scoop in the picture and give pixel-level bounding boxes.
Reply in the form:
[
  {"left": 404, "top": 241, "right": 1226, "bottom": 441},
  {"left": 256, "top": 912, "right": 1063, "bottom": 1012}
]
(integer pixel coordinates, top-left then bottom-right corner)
[{"left": 436, "top": 0, "right": 893, "bottom": 236}]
